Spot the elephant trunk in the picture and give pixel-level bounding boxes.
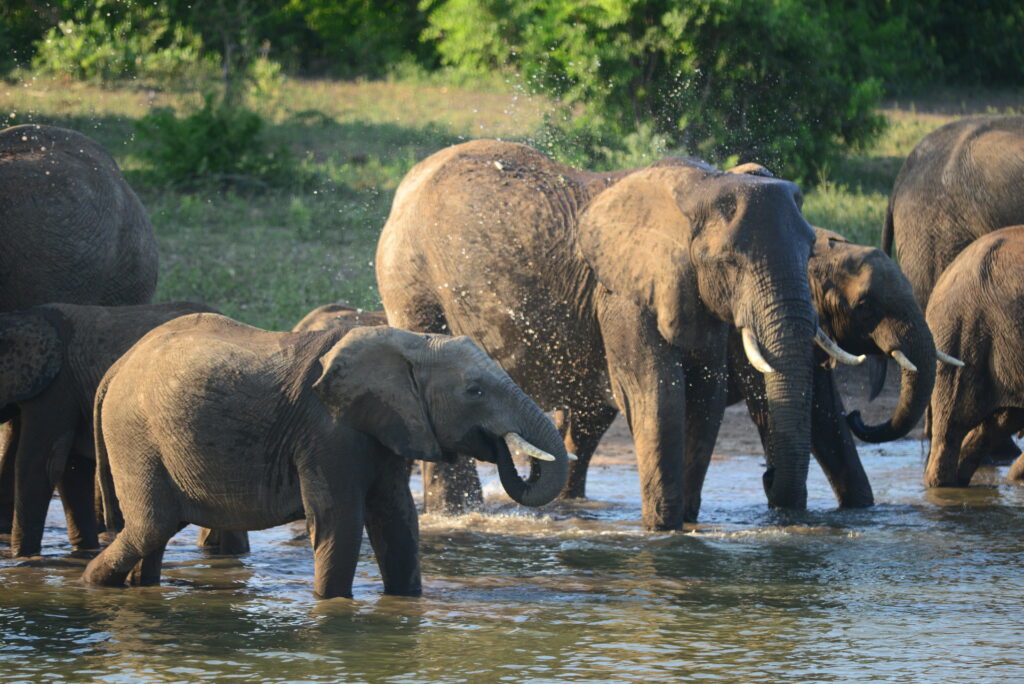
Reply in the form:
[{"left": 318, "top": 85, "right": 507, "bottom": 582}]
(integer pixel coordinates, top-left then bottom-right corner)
[
  {"left": 495, "top": 391, "right": 570, "bottom": 507},
  {"left": 847, "top": 318, "right": 936, "bottom": 443},
  {"left": 747, "top": 275, "right": 817, "bottom": 510}
]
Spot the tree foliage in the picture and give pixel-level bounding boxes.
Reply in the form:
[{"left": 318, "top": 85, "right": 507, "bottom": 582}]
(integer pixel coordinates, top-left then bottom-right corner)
[{"left": 425, "top": 0, "right": 891, "bottom": 178}]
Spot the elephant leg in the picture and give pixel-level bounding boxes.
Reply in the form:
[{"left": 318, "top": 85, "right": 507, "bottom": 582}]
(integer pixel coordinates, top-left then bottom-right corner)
[
  {"left": 365, "top": 455, "right": 422, "bottom": 596},
  {"left": 12, "top": 409, "right": 77, "bottom": 557},
  {"left": 308, "top": 506, "right": 365, "bottom": 599},
  {"left": 808, "top": 365, "right": 873, "bottom": 508},
  {"left": 298, "top": 451, "right": 369, "bottom": 599},
  {"left": 83, "top": 520, "right": 178, "bottom": 587},
  {"left": 558, "top": 405, "right": 618, "bottom": 500},
  {"left": 126, "top": 522, "right": 186, "bottom": 586},
  {"left": 924, "top": 407, "right": 972, "bottom": 488},
  {"left": 960, "top": 419, "right": 1022, "bottom": 467},
  {"left": 681, "top": 358, "right": 729, "bottom": 523},
  {"left": 598, "top": 295, "right": 687, "bottom": 531},
  {"left": 958, "top": 409, "right": 1024, "bottom": 484},
  {"left": 422, "top": 455, "right": 482, "bottom": 515},
  {"left": 196, "top": 527, "right": 251, "bottom": 555},
  {"left": 57, "top": 452, "right": 100, "bottom": 550},
  {"left": 0, "top": 421, "right": 18, "bottom": 536}
]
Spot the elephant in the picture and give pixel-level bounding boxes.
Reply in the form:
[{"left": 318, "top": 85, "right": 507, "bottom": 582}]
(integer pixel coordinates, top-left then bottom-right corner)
[
  {"left": 0, "top": 123, "right": 159, "bottom": 537},
  {"left": 0, "top": 124, "right": 158, "bottom": 311},
  {"left": 923, "top": 226, "right": 1024, "bottom": 488},
  {"left": 727, "top": 227, "right": 942, "bottom": 507},
  {"left": 883, "top": 116, "right": 1024, "bottom": 310},
  {"left": 0, "top": 301, "right": 247, "bottom": 558},
  {"left": 292, "top": 303, "right": 388, "bottom": 333},
  {"left": 82, "top": 314, "right": 570, "bottom": 598},
  {"left": 884, "top": 115, "right": 1024, "bottom": 464},
  {"left": 560, "top": 225, "right": 948, "bottom": 509},
  {"left": 376, "top": 139, "right": 858, "bottom": 528}
]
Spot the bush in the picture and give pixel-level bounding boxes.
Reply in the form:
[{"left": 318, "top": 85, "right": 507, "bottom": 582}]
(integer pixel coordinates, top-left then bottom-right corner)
[
  {"left": 424, "top": 0, "right": 887, "bottom": 180},
  {"left": 31, "top": 0, "right": 214, "bottom": 85},
  {"left": 135, "top": 95, "right": 297, "bottom": 187}
]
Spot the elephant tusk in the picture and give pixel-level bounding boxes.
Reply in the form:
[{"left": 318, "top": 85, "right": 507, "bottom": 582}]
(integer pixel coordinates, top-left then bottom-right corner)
[
  {"left": 814, "top": 328, "right": 866, "bottom": 365},
  {"left": 504, "top": 432, "right": 556, "bottom": 462},
  {"left": 937, "top": 350, "right": 965, "bottom": 367},
  {"left": 741, "top": 327, "right": 775, "bottom": 374},
  {"left": 891, "top": 349, "right": 918, "bottom": 373},
  {"left": 567, "top": 452, "right": 578, "bottom": 461}
]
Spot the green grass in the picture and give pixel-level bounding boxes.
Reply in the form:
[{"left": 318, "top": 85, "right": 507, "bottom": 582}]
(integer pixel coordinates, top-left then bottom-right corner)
[{"left": 1, "top": 76, "right": 1019, "bottom": 329}]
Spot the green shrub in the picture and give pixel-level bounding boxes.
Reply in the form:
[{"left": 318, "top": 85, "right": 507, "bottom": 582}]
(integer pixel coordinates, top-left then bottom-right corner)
[
  {"left": 424, "top": 0, "right": 886, "bottom": 180},
  {"left": 31, "top": 0, "right": 214, "bottom": 85},
  {"left": 135, "top": 95, "right": 296, "bottom": 187}
]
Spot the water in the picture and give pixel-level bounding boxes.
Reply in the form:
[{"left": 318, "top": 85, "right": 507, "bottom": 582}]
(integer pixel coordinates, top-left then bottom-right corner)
[{"left": 4, "top": 441, "right": 1024, "bottom": 682}]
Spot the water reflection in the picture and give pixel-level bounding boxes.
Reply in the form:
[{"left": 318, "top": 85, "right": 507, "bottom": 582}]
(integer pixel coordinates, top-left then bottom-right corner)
[{"left": 3, "top": 443, "right": 1024, "bottom": 680}]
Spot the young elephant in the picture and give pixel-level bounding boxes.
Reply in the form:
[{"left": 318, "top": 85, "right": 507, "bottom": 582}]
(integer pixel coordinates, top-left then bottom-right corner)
[
  {"left": 924, "top": 226, "right": 1024, "bottom": 487},
  {"left": 82, "top": 315, "right": 570, "bottom": 599},
  {"left": 0, "top": 302, "right": 222, "bottom": 557}
]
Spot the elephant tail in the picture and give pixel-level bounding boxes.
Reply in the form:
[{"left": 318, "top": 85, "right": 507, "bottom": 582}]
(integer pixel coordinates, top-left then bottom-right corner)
[
  {"left": 93, "top": 371, "right": 123, "bottom": 535},
  {"left": 881, "top": 194, "right": 895, "bottom": 256}
]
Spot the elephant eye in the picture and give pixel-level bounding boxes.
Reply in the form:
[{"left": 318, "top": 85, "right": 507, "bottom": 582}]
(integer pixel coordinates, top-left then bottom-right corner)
[{"left": 466, "top": 383, "right": 484, "bottom": 398}]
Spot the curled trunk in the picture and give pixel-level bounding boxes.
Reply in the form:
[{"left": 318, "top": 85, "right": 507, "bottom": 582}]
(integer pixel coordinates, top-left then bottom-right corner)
[
  {"left": 847, "top": 322, "right": 936, "bottom": 443},
  {"left": 496, "top": 394, "right": 570, "bottom": 507}
]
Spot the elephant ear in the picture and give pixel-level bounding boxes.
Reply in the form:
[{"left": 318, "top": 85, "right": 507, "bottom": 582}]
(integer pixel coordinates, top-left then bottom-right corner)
[
  {"left": 312, "top": 326, "right": 443, "bottom": 462},
  {"left": 727, "top": 162, "right": 775, "bottom": 178},
  {"left": 575, "top": 164, "right": 710, "bottom": 347},
  {"left": 0, "top": 311, "right": 62, "bottom": 408}
]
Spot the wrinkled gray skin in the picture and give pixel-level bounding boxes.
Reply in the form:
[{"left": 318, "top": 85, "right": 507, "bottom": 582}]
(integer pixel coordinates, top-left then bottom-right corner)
[
  {"left": 0, "top": 302, "right": 234, "bottom": 558},
  {"left": 726, "top": 228, "right": 936, "bottom": 507},
  {"left": 0, "top": 124, "right": 158, "bottom": 312},
  {"left": 924, "top": 226, "right": 1024, "bottom": 488},
  {"left": 377, "top": 140, "right": 818, "bottom": 528},
  {"left": 82, "top": 315, "right": 569, "bottom": 599},
  {"left": 885, "top": 116, "right": 1024, "bottom": 464},
  {"left": 0, "top": 124, "right": 159, "bottom": 540}
]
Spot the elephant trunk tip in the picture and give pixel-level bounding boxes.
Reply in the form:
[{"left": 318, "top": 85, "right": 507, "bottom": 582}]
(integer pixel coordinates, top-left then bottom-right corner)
[{"left": 846, "top": 409, "right": 895, "bottom": 444}]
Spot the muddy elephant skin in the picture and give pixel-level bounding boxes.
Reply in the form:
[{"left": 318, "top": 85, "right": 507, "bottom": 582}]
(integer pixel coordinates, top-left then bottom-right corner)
[
  {"left": 377, "top": 140, "right": 819, "bottom": 527},
  {"left": 82, "top": 315, "right": 569, "bottom": 598}
]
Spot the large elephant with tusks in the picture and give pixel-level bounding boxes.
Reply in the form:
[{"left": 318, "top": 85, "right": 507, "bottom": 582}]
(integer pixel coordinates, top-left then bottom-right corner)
[{"left": 376, "top": 140, "right": 846, "bottom": 528}]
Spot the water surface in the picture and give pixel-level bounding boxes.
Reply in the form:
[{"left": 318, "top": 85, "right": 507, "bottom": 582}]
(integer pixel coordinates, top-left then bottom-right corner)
[{"left": 3, "top": 442, "right": 1024, "bottom": 682}]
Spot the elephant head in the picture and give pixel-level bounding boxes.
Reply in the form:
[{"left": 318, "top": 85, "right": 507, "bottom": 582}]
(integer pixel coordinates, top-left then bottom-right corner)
[
  {"left": 0, "top": 311, "right": 62, "bottom": 417},
  {"left": 313, "top": 326, "right": 570, "bottom": 506},
  {"left": 577, "top": 158, "right": 818, "bottom": 509},
  {"left": 807, "top": 229, "right": 941, "bottom": 443}
]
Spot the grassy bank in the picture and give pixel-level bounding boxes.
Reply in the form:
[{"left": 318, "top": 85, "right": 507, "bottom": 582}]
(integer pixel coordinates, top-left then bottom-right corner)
[{"left": 1, "top": 76, "right": 1017, "bottom": 330}]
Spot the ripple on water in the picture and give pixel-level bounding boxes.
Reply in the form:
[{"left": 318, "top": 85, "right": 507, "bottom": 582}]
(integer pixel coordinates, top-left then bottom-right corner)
[{"left": 3, "top": 440, "right": 1024, "bottom": 680}]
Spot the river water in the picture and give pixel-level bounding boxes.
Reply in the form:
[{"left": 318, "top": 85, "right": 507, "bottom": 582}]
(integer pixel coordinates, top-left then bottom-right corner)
[{"left": 3, "top": 440, "right": 1024, "bottom": 682}]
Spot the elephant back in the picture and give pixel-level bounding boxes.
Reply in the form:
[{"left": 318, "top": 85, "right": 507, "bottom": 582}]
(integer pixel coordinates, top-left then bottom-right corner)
[{"left": 0, "top": 124, "right": 158, "bottom": 311}]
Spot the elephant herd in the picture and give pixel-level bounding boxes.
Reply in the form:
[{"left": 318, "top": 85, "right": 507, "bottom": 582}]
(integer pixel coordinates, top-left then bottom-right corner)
[{"left": 1, "top": 115, "right": 1023, "bottom": 599}]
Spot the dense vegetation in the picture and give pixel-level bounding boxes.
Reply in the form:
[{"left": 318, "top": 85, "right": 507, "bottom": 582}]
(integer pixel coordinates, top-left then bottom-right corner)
[
  {"left": 0, "top": 1, "right": 1020, "bottom": 327},
  {"left": 3, "top": 0, "right": 1022, "bottom": 177}
]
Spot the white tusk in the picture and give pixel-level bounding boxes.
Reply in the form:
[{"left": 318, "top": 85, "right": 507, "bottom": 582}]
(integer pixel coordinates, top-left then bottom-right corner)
[
  {"left": 891, "top": 349, "right": 918, "bottom": 373},
  {"left": 814, "top": 327, "right": 866, "bottom": 365},
  {"left": 504, "top": 432, "right": 556, "bottom": 461},
  {"left": 567, "top": 452, "right": 578, "bottom": 461},
  {"left": 937, "top": 350, "right": 965, "bottom": 367},
  {"left": 741, "top": 327, "right": 775, "bottom": 374}
]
